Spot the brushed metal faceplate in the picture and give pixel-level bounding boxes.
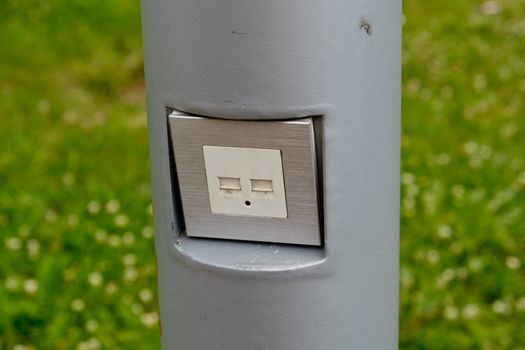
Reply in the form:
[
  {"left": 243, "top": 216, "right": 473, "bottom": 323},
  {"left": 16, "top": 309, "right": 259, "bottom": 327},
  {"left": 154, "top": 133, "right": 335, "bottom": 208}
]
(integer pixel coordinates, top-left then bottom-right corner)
[{"left": 168, "top": 111, "right": 322, "bottom": 246}]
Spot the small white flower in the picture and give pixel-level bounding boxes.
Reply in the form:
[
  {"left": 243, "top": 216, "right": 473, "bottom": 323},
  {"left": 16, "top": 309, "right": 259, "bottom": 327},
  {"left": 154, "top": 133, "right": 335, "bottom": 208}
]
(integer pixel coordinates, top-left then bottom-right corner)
[
  {"left": 85, "top": 319, "right": 99, "bottom": 333},
  {"left": 492, "top": 300, "right": 511, "bottom": 315},
  {"left": 517, "top": 171, "right": 525, "bottom": 186},
  {"left": 23, "top": 279, "right": 38, "bottom": 294},
  {"left": 437, "top": 225, "right": 453, "bottom": 239},
  {"left": 71, "top": 299, "right": 86, "bottom": 312},
  {"left": 26, "top": 239, "right": 40, "bottom": 257},
  {"left": 114, "top": 214, "right": 129, "bottom": 227},
  {"left": 86, "top": 337, "right": 101, "bottom": 350},
  {"left": 142, "top": 226, "right": 154, "bottom": 239},
  {"left": 462, "top": 304, "right": 480, "bottom": 319},
  {"left": 401, "top": 172, "right": 415, "bottom": 185},
  {"left": 13, "top": 345, "right": 31, "bottom": 350},
  {"left": 105, "top": 199, "right": 120, "bottom": 214},
  {"left": 400, "top": 269, "right": 415, "bottom": 289},
  {"left": 456, "top": 267, "right": 469, "bottom": 280},
  {"left": 469, "top": 258, "right": 484, "bottom": 272},
  {"left": 4, "top": 276, "right": 20, "bottom": 291},
  {"left": 444, "top": 306, "right": 459, "bottom": 320},
  {"left": 108, "top": 235, "right": 121, "bottom": 247},
  {"left": 123, "top": 254, "right": 137, "bottom": 266},
  {"left": 67, "top": 214, "right": 79, "bottom": 227},
  {"left": 473, "top": 75, "right": 487, "bottom": 91},
  {"left": 516, "top": 297, "right": 525, "bottom": 311},
  {"left": 436, "top": 269, "right": 455, "bottom": 289},
  {"left": 406, "top": 184, "right": 420, "bottom": 197},
  {"left": 464, "top": 141, "right": 479, "bottom": 155},
  {"left": 451, "top": 184, "right": 465, "bottom": 199},
  {"left": 131, "top": 303, "right": 143, "bottom": 315},
  {"left": 77, "top": 337, "right": 101, "bottom": 350},
  {"left": 450, "top": 242, "right": 464, "bottom": 255},
  {"left": 105, "top": 281, "right": 118, "bottom": 295},
  {"left": 63, "top": 110, "right": 79, "bottom": 124},
  {"left": 426, "top": 250, "right": 440, "bottom": 265},
  {"left": 124, "top": 267, "right": 138, "bottom": 282},
  {"left": 480, "top": 0, "right": 500, "bottom": 15},
  {"left": 88, "top": 272, "right": 103, "bottom": 287},
  {"left": 62, "top": 173, "right": 75, "bottom": 186},
  {"left": 5, "top": 237, "right": 22, "bottom": 251},
  {"left": 37, "top": 98, "right": 51, "bottom": 114},
  {"left": 87, "top": 201, "right": 101, "bottom": 214},
  {"left": 479, "top": 145, "right": 492, "bottom": 159},
  {"left": 94, "top": 229, "right": 107, "bottom": 242},
  {"left": 141, "top": 312, "right": 159, "bottom": 328},
  {"left": 139, "top": 289, "right": 154, "bottom": 303},
  {"left": 505, "top": 256, "right": 521, "bottom": 270},
  {"left": 45, "top": 209, "right": 58, "bottom": 223},
  {"left": 123, "top": 232, "right": 135, "bottom": 245},
  {"left": 435, "top": 152, "right": 451, "bottom": 165}
]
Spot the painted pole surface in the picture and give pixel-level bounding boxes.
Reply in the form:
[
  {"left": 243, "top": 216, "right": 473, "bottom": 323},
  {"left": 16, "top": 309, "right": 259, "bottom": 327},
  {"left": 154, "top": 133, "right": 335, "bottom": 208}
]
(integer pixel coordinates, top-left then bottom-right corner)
[{"left": 141, "top": 1, "right": 401, "bottom": 349}]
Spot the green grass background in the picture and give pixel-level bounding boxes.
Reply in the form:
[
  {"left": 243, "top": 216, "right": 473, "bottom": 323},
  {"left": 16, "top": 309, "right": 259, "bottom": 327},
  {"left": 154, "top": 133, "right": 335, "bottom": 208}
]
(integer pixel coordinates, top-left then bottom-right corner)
[{"left": 1, "top": 0, "right": 524, "bottom": 349}]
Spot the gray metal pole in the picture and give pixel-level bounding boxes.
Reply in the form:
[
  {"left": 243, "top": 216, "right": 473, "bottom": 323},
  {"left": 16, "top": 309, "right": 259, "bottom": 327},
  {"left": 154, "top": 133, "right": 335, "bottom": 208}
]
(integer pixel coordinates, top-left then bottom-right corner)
[{"left": 141, "top": 1, "right": 401, "bottom": 349}]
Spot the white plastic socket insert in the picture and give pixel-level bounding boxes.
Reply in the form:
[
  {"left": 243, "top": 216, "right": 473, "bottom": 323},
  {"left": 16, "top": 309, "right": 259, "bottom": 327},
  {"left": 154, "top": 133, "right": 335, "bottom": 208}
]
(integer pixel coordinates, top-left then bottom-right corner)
[{"left": 203, "top": 146, "right": 287, "bottom": 218}]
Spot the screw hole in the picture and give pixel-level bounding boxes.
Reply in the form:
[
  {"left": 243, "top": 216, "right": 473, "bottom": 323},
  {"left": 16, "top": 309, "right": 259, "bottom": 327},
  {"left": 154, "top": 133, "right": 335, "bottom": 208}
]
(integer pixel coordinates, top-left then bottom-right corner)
[{"left": 245, "top": 200, "right": 251, "bottom": 207}]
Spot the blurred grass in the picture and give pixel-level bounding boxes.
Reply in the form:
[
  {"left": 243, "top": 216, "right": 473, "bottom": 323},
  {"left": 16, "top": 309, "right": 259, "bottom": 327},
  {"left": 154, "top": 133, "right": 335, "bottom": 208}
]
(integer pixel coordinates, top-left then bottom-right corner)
[
  {"left": 401, "top": 0, "right": 525, "bottom": 348},
  {"left": 1, "top": 0, "right": 525, "bottom": 349},
  {"left": 1, "top": 0, "right": 157, "bottom": 349}
]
